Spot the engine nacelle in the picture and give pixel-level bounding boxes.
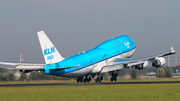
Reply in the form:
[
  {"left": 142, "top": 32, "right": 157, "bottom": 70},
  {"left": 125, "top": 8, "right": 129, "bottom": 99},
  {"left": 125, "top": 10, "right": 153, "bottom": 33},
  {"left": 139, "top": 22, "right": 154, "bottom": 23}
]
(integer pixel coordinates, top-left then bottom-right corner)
[
  {"left": 19, "top": 70, "right": 32, "bottom": 73},
  {"left": 135, "top": 61, "right": 148, "bottom": 70},
  {"left": 152, "top": 57, "right": 166, "bottom": 68}
]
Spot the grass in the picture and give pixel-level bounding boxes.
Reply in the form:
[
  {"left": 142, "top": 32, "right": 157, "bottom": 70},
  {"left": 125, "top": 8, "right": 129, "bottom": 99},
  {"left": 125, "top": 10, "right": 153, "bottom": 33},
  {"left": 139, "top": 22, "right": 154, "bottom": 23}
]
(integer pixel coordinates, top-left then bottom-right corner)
[
  {"left": 0, "top": 77, "right": 180, "bottom": 84},
  {"left": 0, "top": 80, "right": 76, "bottom": 84},
  {"left": 0, "top": 83, "right": 180, "bottom": 101}
]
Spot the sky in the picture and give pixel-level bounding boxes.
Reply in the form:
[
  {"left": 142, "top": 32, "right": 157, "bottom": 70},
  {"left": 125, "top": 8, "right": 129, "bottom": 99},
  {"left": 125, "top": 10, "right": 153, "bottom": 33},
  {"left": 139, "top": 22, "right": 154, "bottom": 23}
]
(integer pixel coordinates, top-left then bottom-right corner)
[{"left": 0, "top": 0, "right": 180, "bottom": 66}]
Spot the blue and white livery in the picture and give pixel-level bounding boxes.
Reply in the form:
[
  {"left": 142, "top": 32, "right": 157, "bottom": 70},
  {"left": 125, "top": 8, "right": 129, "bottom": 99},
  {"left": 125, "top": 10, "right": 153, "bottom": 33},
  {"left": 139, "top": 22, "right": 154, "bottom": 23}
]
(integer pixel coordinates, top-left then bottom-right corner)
[{"left": 0, "top": 31, "right": 176, "bottom": 83}]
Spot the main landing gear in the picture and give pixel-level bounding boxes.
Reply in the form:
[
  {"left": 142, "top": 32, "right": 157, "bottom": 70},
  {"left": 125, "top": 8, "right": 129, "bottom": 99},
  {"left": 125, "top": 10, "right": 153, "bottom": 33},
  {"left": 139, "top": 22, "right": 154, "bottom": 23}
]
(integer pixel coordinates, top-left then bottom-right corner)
[
  {"left": 76, "top": 75, "right": 103, "bottom": 83},
  {"left": 76, "top": 77, "right": 83, "bottom": 83},
  {"left": 95, "top": 76, "right": 103, "bottom": 83},
  {"left": 110, "top": 71, "right": 118, "bottom": 82},
  {"left": 77, "top": 76, "right": 91, "bottom": 83}
]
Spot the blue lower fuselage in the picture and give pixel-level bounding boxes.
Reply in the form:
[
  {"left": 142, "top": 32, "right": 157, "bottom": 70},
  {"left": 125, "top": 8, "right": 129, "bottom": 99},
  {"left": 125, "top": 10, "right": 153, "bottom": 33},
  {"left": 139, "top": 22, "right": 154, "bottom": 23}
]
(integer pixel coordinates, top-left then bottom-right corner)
[{"left": 43, "top": 35, "right": 136, "bottom": 77}]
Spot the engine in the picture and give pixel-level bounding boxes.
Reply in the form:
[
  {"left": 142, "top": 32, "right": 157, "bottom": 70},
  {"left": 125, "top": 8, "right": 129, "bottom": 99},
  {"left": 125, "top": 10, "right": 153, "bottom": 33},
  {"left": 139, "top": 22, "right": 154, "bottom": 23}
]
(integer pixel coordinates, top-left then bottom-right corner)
[
  {"left": 19, "top": 70, "right": 32, "bottom": 73},
  {"left": 135, "top": 61, "right": 148, "bottom": 70},
  {"left": 152, "top": 57, "right": 166, "bottom": 68}
]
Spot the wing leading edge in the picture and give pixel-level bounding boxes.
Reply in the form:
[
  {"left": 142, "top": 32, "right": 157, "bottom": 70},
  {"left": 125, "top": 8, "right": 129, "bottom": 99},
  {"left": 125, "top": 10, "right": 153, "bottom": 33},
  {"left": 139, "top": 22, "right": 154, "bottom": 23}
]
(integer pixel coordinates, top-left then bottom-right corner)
[{"left": 101, "top": 47, "right": 176, "bottom": 72}]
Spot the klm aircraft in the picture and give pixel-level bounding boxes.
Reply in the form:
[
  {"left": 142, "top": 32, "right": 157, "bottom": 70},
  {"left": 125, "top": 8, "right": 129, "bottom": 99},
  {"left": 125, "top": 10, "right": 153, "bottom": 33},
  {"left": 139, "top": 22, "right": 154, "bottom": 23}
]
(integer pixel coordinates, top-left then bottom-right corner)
[{"left": 0, "top": 31, "right": 176, "bottom": 83}]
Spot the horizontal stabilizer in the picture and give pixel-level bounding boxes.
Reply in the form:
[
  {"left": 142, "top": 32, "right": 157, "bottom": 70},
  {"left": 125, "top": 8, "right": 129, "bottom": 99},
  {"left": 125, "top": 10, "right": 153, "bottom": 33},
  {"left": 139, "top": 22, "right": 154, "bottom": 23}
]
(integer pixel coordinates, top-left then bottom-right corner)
[
  {"left": 0, "top": 61, "right": 45, "bottom": 66},
  {"left": 8, "top": 68, "right": 44, "bottom": 71},
  {"left": 0, "top": 61, "right": 45, "bottom": 71}
]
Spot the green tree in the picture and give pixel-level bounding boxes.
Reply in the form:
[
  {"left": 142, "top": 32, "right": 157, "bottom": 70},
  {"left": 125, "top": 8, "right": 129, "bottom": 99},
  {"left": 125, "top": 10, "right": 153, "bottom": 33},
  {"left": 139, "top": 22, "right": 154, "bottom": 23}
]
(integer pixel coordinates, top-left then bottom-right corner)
[
  {"left": 130, "top": 68, "right": 137, "bottom": 79},
  {"left": 165, "top": 66, "right": 173, "bottom": 77},
  {"left": 0, "top": 73, "right": 5, "bottom": 81},
  {"left": 29, "top": 71, "right": 39, "bottom": 80},
  {"left": 19, "top": 72, "right": 27, "bottom": 81},
  {"left": 0, "top": 68, "right": 7, "bottom": 73},
  {"left": 8, "top": 71, "right": 15, "bottom": 81},
  {"left": 29, "top": 71, "right": 52, "bottom": 80},
  {"left": 0, "top": 68, "right": 8, "bottom": 81},
  {"left": 39, "top": 71, "right": 52, "bottom": 80},
  {"left": 0, "top": 71, "right": 15, "bottom": 81},
  {"left": 156, "top": 68, "right": 165, "bottom": 78}
]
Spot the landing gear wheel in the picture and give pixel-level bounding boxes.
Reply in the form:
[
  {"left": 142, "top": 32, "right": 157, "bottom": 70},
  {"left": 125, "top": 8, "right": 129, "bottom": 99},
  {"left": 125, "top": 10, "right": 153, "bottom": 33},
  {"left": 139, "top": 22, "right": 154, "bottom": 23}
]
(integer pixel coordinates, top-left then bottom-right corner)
[
  {"left": 89, "top": 77, "right": 91, "bottom": 81},
  {"left": 114, "top": 77, "right": 117, "bottom": 81},
  {"left": 86, "top": 77, "right": 91, "bottom": 83},
  {"left": 84, "top": 79, "right": 86, "bottom": 83},
  {"left": 100, "top": 76, "right": 103, "bottom": 80},
  {"left": 99, "top": 78, "right": 101, "bottom": 83},
  {"left": 97, "top": 77, "right": 101, "bottom": 83},
  {"left": 95, "top": 78, "right": 98, "bottom": 83},
  {"left": 110, "top": 77, "right": 117, "bottom": 82},
  {"left": 110, "top": 77, "right": 113, "bottom": 82},
  {"left": 110, "top": 71, "right": 118, "bottom": 82},
  {"left": 77, "top": 79, "right": 79, "bottom": 83},
  {"left": 115, "top": 73, "right": 118, "bottom": 77},
  {"left": 77, "top": 77, "right": 83, "bottom": 83}
]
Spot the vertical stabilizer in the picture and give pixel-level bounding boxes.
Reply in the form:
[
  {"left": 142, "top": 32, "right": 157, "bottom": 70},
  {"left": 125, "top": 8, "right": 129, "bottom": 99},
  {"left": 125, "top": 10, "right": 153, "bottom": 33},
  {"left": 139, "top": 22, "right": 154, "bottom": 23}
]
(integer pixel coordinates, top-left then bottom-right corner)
[{"left": 37, "top": 31, "right": 64, "bottom": 64}]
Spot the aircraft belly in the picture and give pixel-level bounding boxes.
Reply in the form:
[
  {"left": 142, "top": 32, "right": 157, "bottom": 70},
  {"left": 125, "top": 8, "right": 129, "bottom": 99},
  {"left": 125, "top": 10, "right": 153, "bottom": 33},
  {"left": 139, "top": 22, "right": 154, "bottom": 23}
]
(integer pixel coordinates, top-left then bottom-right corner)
[{"left": 60, "top": 65, "right": 94, "bottom": 77}]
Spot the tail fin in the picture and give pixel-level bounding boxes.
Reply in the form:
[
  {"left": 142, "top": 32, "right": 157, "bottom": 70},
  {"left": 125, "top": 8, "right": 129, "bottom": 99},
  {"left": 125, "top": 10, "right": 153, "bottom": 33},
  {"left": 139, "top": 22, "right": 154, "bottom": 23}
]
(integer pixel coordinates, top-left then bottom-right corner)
[{"left": 37, "top": 31, "right": 64, "bottom": 64}]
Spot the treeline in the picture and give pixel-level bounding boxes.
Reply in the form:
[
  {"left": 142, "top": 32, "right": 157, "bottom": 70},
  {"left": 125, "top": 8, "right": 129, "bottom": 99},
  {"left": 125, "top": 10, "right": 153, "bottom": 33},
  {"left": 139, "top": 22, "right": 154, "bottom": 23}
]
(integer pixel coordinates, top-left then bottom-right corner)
[
  {"left": 0, "top": 68, "right": 72, "bottom": 81},
  {"left": 0, "top": 65, "right": 179, "bottom": 81},
  {"left": 118, "top": 65, "right": 179, "bottom": 79},
  {"left": 157, "top": 65, "right": 180, "bottom": 78},
  {"left": 172, "top": 65, "right": 180, "bottom": 72},
  {"left": 156, "top": 66, "right": 173, "bottom": 78}
]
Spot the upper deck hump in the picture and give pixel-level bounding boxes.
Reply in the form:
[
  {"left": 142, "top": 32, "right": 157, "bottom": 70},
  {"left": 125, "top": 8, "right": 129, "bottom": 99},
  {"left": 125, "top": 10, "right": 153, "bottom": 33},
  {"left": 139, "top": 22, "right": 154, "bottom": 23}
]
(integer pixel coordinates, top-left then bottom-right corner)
[{"left": 95, "top": 35, "right": 130, "bottom": 49}]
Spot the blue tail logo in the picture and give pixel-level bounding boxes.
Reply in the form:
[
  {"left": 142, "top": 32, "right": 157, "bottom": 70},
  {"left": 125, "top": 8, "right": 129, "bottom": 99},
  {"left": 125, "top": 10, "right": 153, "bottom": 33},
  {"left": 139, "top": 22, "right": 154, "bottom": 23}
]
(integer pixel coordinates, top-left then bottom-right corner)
[{"left": 44, "top": 47, "right": 55, "bottom": 56}]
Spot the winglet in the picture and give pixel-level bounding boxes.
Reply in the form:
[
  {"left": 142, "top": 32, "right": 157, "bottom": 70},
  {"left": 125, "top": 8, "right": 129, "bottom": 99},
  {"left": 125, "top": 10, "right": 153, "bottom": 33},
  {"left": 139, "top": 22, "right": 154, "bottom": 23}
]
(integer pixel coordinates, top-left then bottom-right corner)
[{"left": 171, "top": 47, "right": 176, "bottom": 53}]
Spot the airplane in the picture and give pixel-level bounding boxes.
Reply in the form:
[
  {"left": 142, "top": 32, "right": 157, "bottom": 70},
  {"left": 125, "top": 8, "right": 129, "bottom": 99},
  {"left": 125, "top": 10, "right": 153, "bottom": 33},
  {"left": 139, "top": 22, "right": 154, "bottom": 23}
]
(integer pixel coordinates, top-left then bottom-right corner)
[{"left": 0, "top": 31, "right": 176, "bottom": 83}]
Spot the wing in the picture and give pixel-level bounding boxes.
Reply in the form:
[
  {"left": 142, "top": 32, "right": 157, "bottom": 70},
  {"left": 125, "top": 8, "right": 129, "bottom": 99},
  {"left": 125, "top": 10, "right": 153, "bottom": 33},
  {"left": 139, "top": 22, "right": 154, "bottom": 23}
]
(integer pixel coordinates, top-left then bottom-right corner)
[
  {"left": 0, "top": 61, "right": 80, "bottom": 71},
  {"left": 0, "top": 61, "right": 45, "bottom": 71},
  {"left": 101, "top": 47, "right": 176, "bottom": 73}
]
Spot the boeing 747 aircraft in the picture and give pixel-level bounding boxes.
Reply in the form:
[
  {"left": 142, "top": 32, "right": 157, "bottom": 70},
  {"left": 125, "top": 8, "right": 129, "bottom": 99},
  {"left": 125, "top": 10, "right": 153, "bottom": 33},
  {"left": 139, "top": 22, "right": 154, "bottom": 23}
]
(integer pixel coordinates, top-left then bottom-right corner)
[{"left": 0, "top": 31, "right": 176, "bottom": 83}]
